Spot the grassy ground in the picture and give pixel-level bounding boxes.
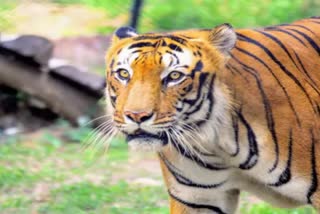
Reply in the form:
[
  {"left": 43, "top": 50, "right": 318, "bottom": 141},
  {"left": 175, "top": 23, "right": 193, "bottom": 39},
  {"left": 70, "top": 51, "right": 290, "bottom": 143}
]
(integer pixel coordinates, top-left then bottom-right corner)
[
  {"left": 0, "top": 129, "right": 168, "bottom": 214},
  {"left": 0, "top": 126, "right": 317, "bottom": 214}
]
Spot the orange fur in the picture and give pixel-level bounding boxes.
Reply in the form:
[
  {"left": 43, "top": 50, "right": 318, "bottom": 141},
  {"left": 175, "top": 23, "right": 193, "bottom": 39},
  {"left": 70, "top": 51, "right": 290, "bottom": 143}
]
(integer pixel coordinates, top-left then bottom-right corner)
[{"left": 105, "top": 17, "right": 320, "bottom": 213}]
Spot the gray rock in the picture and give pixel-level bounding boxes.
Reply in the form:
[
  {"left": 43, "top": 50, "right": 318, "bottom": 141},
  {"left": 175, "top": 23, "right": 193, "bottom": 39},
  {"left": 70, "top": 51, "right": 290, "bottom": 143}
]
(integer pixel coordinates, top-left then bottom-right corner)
[
  {"left": 50, "top": 65, "right": 105, "bottom": 96},
  {"left": 0, "top": 35, "right": 53, "bottom": 65}
]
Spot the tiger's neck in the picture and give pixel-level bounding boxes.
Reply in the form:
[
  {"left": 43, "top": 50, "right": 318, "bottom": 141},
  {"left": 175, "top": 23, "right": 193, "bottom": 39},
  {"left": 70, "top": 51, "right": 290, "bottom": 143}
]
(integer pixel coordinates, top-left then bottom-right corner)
[{"left": 159, "top": 77, "right": 242, "bottom": 170}]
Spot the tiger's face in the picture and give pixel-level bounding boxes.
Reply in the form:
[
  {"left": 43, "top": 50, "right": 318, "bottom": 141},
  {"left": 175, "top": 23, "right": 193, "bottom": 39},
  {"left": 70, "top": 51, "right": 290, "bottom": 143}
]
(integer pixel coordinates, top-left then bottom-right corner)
[{"left": 105, "top": 25, "right": 236, "bottom": 150}]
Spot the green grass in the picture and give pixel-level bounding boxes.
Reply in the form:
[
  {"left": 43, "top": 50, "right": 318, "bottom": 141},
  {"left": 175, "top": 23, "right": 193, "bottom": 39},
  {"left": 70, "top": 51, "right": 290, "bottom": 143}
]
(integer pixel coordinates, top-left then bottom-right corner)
[
  {"left": 0, "top": 166, "right": 34, "bottom": 188},
  {"left": 39, "top": 181, "right": 168, "bottom": 214},
  {"left": 0, "top": 129, "right": 317, "bottom": 213},
  {"left": 241, "top": 203, "right": 316, "bottom": 214},
  {"left": 0, "top": 131, "right": 169, "bottom": 214}
]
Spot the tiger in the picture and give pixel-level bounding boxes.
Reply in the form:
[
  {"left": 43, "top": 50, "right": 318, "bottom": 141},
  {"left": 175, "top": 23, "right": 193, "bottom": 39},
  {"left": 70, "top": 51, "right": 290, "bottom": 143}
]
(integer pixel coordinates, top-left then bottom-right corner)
[{"left": 104, "top": 17, "right": 320, "bottom": 213}]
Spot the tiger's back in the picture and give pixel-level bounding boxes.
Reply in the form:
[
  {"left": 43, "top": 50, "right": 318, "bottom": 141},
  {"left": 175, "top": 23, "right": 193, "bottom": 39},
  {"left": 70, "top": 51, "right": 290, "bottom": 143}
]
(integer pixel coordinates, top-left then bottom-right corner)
[{"left": 220, "top": 17, "right": 320, "bottom": 208}]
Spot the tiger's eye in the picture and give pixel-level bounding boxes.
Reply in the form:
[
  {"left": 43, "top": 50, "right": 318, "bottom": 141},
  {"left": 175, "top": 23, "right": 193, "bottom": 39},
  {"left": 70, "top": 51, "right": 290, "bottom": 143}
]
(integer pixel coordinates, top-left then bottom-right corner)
[
  {"left": 169, "top": 71, "right": 183, "bottom": 80},
  {"left": 118, "top": 69, "right": 130, "bottom": 79}
]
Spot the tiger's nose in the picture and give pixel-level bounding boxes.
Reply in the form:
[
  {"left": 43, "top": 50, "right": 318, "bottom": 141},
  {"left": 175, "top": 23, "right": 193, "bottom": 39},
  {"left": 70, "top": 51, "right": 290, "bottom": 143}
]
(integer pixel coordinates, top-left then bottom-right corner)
[{"left": 124, "top": 111, "right": 154, "bottom": 124}]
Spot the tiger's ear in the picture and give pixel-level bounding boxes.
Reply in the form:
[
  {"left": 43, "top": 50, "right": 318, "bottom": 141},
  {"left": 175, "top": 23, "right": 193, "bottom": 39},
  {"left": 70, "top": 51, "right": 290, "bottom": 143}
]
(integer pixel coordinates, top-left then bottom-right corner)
[
  {"left": 209, "top": 23, "right": 237, "bottom": 55},
  {"left": 112, "top": 26, "right": 138, "bottom": 43}
]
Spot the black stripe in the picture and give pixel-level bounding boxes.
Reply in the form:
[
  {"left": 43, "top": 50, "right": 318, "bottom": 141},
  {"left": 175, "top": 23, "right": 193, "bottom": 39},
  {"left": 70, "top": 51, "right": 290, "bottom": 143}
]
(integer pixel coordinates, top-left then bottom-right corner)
[
  {"left": 310, "top": 21, "right": 320, "bottom": 25},
  {"left": 307, "top": 129, "right": 318, "bottom": 204},
  {"left": 269, "top": 129, "right": 293, "bottom": 187},
  {"left": 290, "top": 24, "right": 317, "bottom": 36},
  {"left": 168, "top": 57, "right": 174, "bottom": 67},
  {"left": 128, "top": 42, "right": 155, "bottom": 49},
  {"left": 317, "top": 104, "right": 320, "bottom": 116},
  {"left": 184, "top": 95, "right": 205, "bottom": 116},
  {"left": 256, "top": 30, "right": 302, "bottom": 72},
  {"left": 230, "top": 115, "right": 240, "bottom": 157},
  {"left": 159, "top": 55, "right": 163, "bottom": 64},
  {"left": 167, "top": 35, "right": 188, "bottom": 45},
  {"left": 168, "top": 43, "right": 183, "bottom": 52},
  {"left": 171, "top": 139, "right": 228, "bottom": 171},
  {"left": 238, "top": 112, "right": 259, "bottom": 170},
  {"left": 165, "top": 50, "right": 180, "bottom": 65},
  {"left": 184, "top": 74, "right": 210, "bottom": 116},
  {"left": 190, "top": 60, "right": 203, "bottom": 78},
  {"left": 294, "top": 51, "right": 320, "bottom": 96},
  {"left": 194, "top": 74, "right": 215, "bottom": 127},
  {"left": 176, "top": 106, "right": 183, "bottom": 112},
  {"left": 234, "top": 46, "right": 300, "bottom": 126},
  {"left": 160, "top": 154, "right": 227, "bottom": 188},
  {"left": 225, "top": 63, "right": 249, "bottom": 82},
  {"left": 109, "top": 59, "right": 114, "bottom": 69},
  {"left": 161, "top": 40, "right": 167, "bottom": 46},
  {"left": 131, "top": 50, "right": 142, "bottom": 54},
  {"left": 285, "top": 28, "right": 320, "bottom": 55},
  {"left": 110, "top": 84, "right": 117, "bottom": 92},
  {"left": 180, "top": 83, "right": 193, "bottom": 97},
  {"left": 168, "top": 191, "right": 227, "bottom": 214},
  {"left": 183, "top": 72, "right": 208, "bottom": 106},
  {"left": 225, "top": 64, "right": 236, "bottom": 75},
  {"left": 175, "top": 65, "right": 190, "bottom": 69},
  {"left": 265, "top": 27, "right": 307, "bottom": 47},
  {"left": 110, "top": 96, "right": 116, "bottom": 107},
  {"left": 133, "top": 35, "right": 187, "bottom": 45},
  {"left": 231, "top": 54, "right": 276, "bottom": 171},
  {"left": 191, "top": 145, "right": 219, "bottom": 157},
  {"left": 237, "top": 33, "right": 317, "bottom": 115},
  {"left": 256, "top": 30, "right": 320, "bottom": 110},
  {"left": 116, "top": 48, "right": 122, "bottom": 55},
  {"left": 133, "top": 35, "right": 160, "bottom": 40}
]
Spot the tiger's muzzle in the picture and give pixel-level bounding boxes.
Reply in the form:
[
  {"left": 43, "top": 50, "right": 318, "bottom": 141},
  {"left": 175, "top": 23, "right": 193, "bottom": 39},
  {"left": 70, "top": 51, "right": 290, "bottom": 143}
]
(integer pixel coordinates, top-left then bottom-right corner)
[{"left": 117, "top": 111, "right": 171, "bottom": 150}]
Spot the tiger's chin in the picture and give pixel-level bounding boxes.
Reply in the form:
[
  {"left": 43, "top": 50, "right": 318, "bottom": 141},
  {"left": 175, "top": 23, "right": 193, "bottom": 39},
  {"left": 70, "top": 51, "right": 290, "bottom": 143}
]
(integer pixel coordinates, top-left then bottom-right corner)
[{"left": 125, "top": 132, "right": 168, "bottom": 152}]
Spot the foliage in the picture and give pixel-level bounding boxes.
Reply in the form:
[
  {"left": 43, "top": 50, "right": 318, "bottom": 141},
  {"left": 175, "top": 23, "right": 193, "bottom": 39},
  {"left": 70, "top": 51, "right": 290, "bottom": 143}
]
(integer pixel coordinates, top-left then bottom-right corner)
[
  {"left": 50, "top": 0, "right": 318, "bottom": 33},
  {"left": 2, "top": 0, "right": 319, "bottom": 35},
  {"left": 142, "top": 0, "right": 312, "bottom": 31}
]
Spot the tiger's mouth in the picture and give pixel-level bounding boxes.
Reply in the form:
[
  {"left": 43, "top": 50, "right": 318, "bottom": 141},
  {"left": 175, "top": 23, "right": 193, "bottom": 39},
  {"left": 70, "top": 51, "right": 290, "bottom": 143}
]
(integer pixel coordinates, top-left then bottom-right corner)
[
  {"left": 126, "top": 131, "right": 160, "bottom": 141},
  {"left": 124, "top": 129, "right": 168, "bottom": 151}
]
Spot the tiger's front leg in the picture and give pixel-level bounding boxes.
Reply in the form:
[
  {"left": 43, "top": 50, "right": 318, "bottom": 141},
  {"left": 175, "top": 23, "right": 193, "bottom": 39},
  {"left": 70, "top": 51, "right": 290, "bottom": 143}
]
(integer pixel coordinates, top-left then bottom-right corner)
[
  {"left": 169, "top": 197, "right": 190, "bottom": 214},
  {"left": 160, "top": 157, "right": 240, "bottom": 214}
]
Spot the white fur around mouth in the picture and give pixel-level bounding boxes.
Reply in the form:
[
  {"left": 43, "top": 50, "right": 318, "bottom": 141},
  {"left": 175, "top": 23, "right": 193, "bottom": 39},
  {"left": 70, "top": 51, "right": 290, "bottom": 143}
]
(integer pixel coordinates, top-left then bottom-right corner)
[{"left": 127, "top": 137, "right": 166, "bottom": 152}]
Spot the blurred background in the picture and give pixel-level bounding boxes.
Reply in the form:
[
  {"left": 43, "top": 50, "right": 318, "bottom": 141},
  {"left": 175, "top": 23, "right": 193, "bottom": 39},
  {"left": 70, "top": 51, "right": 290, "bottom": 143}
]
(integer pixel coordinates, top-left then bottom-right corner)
[{"left": 0, "top": 0, "right": 319, "bottom": 213}]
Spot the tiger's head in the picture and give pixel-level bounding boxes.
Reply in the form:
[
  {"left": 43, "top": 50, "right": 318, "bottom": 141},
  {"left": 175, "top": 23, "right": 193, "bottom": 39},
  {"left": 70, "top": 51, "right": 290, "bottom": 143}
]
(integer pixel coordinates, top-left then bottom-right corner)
[{"left": 105, "top": 24, "right": 236, "bottom": 151}]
